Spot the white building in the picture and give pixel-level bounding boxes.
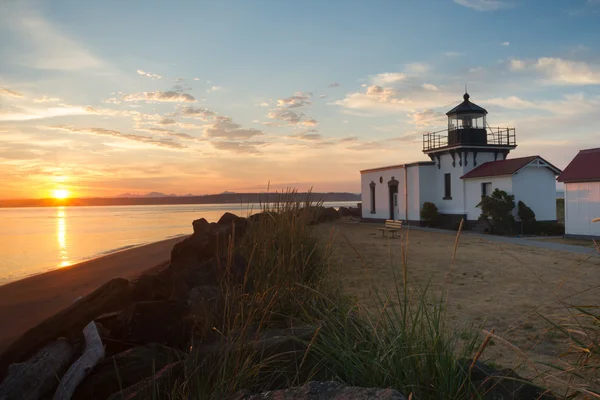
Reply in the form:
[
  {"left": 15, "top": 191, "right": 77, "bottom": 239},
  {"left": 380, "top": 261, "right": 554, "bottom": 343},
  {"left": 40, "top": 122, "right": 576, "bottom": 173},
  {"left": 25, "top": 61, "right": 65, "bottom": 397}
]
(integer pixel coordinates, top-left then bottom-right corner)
[
  {"left": 360, "top": 92, "right": 561, "bottom": 228},
  {"left": 558, "top": 148, "right": 600, "bottom": 239}
]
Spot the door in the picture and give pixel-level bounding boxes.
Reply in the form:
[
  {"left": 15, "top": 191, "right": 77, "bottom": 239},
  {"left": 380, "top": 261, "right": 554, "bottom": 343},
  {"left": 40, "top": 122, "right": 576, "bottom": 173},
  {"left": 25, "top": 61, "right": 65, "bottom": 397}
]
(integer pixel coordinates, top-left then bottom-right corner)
[{"left": 393, "top": 193, "right": 399, "bottom": 220}]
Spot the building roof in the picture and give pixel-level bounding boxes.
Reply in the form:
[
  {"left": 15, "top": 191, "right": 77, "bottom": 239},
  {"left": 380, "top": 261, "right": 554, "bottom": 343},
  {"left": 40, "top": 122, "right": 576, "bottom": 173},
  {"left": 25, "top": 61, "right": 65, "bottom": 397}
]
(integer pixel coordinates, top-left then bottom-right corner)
[
  {"left": 460, "top": 155, "right": 561, "bottom": 179},
  {"left": 557, "top": 147, "right": 600, "bottom": 183},
  {"left": 446, "top": 93, "right": 488, "bottom": 116},
  {"left": 360, "top": 161, "right": 434, "bottom": 174}
]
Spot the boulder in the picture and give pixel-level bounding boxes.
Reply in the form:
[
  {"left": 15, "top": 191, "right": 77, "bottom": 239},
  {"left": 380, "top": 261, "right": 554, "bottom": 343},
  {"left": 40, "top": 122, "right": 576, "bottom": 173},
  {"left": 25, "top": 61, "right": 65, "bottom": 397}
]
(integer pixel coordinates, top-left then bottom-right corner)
[
  {"left": 337, "top": 206, "right": 350, "bottom": 217},
  {"left": 0, "top": 278, "right": 132, "bottom": 380},
  {"left": 239, "top": 381, "right": 406, "bottom": 399},
  {"left": 73, "top": 343, "right": 184, "bottom": 400},
  {"left": 248, "top": 211, "right": 276, "bottom": 223},
  {"left": 347, "top": 207, "right": 361, "bottom": 217},
  {"left": 113, "top": 301, "right": 190, "bottom": 350},
  {"left": 317, "top": 207, "right": 340, "bottom": 223},
  {"left": 131, "top": 270, "right": 172, "bottom": 302},
  {"left": 462, "top": 359, "right": 556, "bottom": 400},
  {"left": 192, "top": 217, "right": 210, "bottom": 234},
  {"left": 107, "top": 361, "right": 183, "bottom": 400}
]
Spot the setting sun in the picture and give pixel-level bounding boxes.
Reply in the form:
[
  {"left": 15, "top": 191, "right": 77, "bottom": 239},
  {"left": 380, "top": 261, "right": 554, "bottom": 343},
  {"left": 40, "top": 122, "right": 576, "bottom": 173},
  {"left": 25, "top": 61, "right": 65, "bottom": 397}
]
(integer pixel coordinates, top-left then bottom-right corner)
[{"left": 53, "top": 189, "right": 70, "bottom": 199}]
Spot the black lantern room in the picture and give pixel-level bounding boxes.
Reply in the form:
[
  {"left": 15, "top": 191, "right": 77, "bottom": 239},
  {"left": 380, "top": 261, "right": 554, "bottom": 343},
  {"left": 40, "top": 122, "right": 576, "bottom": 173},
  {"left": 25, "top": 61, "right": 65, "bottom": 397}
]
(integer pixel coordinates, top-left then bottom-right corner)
[{"left": 446, "top": 92, "right": 488, "bottom": 146}]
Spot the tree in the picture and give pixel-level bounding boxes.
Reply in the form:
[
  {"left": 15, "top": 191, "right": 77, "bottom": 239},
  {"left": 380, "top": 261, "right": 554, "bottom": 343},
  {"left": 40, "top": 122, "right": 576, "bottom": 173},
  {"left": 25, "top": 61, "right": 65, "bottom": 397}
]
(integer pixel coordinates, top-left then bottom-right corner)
[
  {"left": 477, "top": 189, "right": 516, "bottom": 234},
  {"left": 420, "top": 202, "right": 439, "bottom": 227},
  {"left": 517, "top": 200, "right": 536, "bottom": 234}
]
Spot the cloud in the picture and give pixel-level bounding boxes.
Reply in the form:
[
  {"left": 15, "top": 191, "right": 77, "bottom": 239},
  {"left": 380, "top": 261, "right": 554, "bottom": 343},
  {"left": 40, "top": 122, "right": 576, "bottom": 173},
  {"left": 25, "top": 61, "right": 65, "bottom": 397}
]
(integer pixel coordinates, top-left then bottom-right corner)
[
  {"left": 122, "top": 91, "right": 196, "bottom": 102},
  {"left": 288, "top": 130, "right": 322, "bottom": 141},
  {"left": 33, "top": 95, "right": 61, "bottom": 103},
  {"left": 203, "top": 116, "right": 264, "bottom": 139},
  {"left": 319, "top": 94, "right": 327, "bottom": 98},
  {"left": 444, "top": 51, "right": 463, "bottom": 57},
  {"left": 0, "top": 104, "right": 88, "bottom": 121},
  {"left": 157, "top": 118, "right": 177, "bottom": 125},
  {"left": 206, "top": 86, "right": 223, "bottom": 93},
  {"left": 42, "top": 125, "right": 187, "bottom": 150},
  {"left": 509, "top": 57, "right": 600, "bottom": 85},
  {"left": 136, "top": 127, "right": 199, "bottom": 141},
  {"left": 180, "top": 106, "right": 216, "bottom": 120},
  {"left": 405, "top": 63, "right": 430, "bottom": 74},
  {"left": 0, "top": 88, "right": 24, "bottom": 98},
  {"left": 407, "top": 110, "right": 446, "bottom": 127},
  {"left": 277, "top": 92, "right": 312, "bottom": 108},
  {"left": 500, "top": 41, "right": 510, "bottom": 46},
  {"left": 137, "top": 69, "right": 162, "bottom": 80},
  {"left": 371, "top": 73, "right": 407, "bottom": 85},
  {"left": 454, "top": 0, "right": 508, "bottom": 11},
  {"left": 212, "top": 141, "right": 265, "bottom": 154},
  {"left": 328, "top": 82, "right": 341, "bottom": 88},
  {"left": 267, "top": 109, "right": 318, "bottom": 127},
  {"left": 257, "top": 102, "right": 270, "bottom": 107},
  {"left": 422, "top": 83, "right": 439, "bottom": 91}
]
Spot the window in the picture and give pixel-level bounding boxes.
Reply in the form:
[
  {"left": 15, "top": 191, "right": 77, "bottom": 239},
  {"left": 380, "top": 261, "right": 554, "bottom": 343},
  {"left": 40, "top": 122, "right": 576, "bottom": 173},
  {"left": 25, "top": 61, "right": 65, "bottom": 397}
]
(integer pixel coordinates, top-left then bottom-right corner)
[
  {"left": 370, "top": 181, "right": 376, "bottom": 213},
  {"left": 481, "top": 182, "right": 491, "bottom": 197},
  {"left": 443, "top": 173, "right": 452, "bottom": 199}
]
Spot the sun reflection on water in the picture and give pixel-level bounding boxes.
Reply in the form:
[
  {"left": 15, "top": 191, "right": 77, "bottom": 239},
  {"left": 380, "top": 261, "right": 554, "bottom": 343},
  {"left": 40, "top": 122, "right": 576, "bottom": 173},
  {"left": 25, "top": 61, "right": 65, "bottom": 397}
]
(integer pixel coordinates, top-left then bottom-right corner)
[{"left": 57, "top": 207, "right": 70, "bottom": 267}]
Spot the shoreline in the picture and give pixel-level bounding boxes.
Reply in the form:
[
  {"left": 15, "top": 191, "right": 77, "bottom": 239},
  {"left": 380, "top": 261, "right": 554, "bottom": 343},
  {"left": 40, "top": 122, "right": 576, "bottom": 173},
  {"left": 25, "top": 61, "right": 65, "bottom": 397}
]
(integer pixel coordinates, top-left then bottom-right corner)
[{"left": 0, "top": 235, "right": 185, "bottom": 352}]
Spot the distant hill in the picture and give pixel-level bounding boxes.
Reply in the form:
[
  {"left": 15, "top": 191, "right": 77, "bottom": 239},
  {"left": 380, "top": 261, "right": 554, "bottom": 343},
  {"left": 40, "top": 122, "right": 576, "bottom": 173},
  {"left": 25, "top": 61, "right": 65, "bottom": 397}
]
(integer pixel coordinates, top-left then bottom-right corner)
[
  {"left": 117, "top": 192, "right": 181, "bottom": 198},
  {"left": 0, "top": 192, "right": 361, "bottom": 208}
]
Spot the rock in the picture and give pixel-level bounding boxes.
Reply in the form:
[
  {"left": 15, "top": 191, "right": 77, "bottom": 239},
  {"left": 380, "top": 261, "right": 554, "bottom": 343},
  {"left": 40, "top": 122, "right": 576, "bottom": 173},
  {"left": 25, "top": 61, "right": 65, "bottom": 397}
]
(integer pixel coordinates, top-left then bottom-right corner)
[
  {"left": 217, "top": 212, "right": 240, "bottom": 226},
  {"left": 0, "top": 278, "right": 132, "bottom": 380},
  {"left": 315, "top": 207, "right": 339, "bottom": 223},
  {"left": 337, "top": 206, "right": 350, "bottom": 217},
  {"left": 462, "top": 359, "right": 556, "bottom": 400},
  {"left": 248, "top": 211, "right": 276, "bottom": 223},
  {"left": 0, "top": 338, "right": 75, "bottom": 400},
  {"left": 114, "top": 301, "right": 190, "bottom": 350},
  {"left": 73, "top": 343, "right": 184, "bottom": 400},
  {"left": 107, "top": 361, "right": 183, "bottom": 400},
  {"left": 170, "top": 232, "right": 211, "bottom": 267},
  {"left": 192, "top": 217, "right": 210, "bottom": 234},
  {"left": 131, "top": 271, "right": 172, "bottom": 302},
  {"left": 347, "top": 207, "right": 361, "bottom": 217},
  {"left": 188, "top": 285, "right": 220, "bottom": 310},
  {"left": 218, "top": 213, "right": 248, "bottom": 240},
  {"left": 239, "top": 381, "right": 406, "bottom": 399}
]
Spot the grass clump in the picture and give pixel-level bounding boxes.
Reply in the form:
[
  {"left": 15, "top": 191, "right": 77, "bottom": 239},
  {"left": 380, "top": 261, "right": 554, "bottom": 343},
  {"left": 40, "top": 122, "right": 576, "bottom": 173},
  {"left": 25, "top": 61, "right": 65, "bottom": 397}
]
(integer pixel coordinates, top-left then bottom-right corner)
[{"left": 169, "top": 191, "right": 483, "bottom": 399}]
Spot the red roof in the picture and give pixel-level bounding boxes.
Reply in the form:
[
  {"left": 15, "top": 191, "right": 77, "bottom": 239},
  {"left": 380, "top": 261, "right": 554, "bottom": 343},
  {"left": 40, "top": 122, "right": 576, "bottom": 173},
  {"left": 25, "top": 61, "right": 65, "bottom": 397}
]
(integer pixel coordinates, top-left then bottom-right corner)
[
  {"left": 557, "top": 148, "right": 600, "bottom": 183},
  {"left": 461, "top": 156, "right": 560, "bottom": 179}
]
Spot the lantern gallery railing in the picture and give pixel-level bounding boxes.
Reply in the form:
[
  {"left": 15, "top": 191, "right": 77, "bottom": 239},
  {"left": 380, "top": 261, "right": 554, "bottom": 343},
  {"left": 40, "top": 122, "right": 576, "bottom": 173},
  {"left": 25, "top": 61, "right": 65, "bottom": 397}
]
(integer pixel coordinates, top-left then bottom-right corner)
[{"left": 422, "top": 127, "right": 516, "bottom": 151}]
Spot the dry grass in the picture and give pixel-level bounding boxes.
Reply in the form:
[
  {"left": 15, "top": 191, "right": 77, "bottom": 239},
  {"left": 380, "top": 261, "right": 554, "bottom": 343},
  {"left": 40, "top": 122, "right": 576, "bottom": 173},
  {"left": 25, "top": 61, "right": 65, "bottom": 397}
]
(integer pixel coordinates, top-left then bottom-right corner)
[{"left": 318, "top": 219, "right": 600, "bottom": 390}]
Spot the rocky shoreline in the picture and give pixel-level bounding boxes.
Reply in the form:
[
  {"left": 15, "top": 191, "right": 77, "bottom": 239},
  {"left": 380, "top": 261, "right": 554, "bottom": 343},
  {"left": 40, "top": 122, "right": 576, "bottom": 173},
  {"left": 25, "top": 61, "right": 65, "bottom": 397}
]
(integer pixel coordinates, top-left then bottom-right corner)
[{"left": 0, "top": 206, "right": 555, "bottom": 399}]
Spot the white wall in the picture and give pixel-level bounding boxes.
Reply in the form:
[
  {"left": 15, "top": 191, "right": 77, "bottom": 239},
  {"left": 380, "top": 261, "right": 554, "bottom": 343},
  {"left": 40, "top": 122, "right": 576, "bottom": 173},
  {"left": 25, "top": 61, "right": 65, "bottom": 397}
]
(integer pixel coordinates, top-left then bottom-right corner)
[
  {"left": 463, "top": 176, "right": 513, "bottom": 220},
  {"left": 565, "top": 182, "right": 600, "bottom": 237},
  {"left": 406, "top": 166, "right": 422, "bottom": 221},
  {"left": 360, "top": 167, "right": 405, "bottom": 220},
  {"left": 512, "top": 166, "right": 557, "bottom": 221}
]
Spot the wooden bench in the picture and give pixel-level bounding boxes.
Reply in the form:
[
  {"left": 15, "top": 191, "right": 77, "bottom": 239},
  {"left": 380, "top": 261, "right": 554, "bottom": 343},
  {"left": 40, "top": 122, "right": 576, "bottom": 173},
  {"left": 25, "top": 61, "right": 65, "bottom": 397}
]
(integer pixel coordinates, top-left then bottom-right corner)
[{"left": 378, "top": 220, "right": 403, "bottom": 238}]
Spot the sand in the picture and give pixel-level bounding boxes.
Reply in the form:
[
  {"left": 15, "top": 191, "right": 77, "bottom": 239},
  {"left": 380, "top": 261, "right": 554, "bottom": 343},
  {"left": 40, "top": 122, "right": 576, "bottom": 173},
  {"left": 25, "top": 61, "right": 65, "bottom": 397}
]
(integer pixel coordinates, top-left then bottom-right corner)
[
  {"left": 0, "top": 236, "right": 186, "bottom": 352},
  {"left": 318, "top": 220, "right": 600, "bottom": 375}
]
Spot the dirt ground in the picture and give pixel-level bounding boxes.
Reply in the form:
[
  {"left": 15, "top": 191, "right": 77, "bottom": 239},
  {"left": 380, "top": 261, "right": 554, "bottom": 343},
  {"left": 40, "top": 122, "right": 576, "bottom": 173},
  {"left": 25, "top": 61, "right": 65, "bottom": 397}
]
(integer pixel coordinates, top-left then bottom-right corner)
[
  {"left": 317, "top": 219, "right": 600, "bottom": 381},
  {"left": 532, "top": 237, "right": 598, "bottom": 249}
]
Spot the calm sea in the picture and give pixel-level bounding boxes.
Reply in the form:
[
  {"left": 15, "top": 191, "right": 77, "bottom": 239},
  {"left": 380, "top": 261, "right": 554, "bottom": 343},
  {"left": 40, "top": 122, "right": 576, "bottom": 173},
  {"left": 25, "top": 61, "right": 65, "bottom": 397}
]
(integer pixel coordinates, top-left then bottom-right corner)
[{"left": 0, "top": 202, "right": 356, "bottom": 285}]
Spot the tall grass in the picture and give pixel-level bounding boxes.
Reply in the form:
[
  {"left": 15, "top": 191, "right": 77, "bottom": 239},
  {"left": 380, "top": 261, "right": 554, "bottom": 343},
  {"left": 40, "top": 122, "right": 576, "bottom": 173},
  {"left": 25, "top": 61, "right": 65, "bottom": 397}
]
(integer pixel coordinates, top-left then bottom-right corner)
[{"left": 164, "top": 192, "right": 483, "bottom": 399}]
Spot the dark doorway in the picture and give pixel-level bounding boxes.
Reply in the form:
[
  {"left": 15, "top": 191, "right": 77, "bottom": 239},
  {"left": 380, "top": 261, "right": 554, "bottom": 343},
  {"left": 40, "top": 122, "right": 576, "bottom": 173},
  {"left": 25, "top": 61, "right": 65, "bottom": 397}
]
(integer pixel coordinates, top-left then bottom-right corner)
[{"left": 388, "top": 177, "right": 399, "bottom": 220}]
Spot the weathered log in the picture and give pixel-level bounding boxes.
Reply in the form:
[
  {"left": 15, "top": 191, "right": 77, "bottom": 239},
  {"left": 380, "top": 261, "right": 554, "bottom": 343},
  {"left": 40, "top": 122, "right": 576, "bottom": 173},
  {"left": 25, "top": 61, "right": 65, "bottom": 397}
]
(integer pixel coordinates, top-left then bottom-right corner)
[
  {"left": 0, "top": 338, "right": 74, "bottom": 400},
  {"left": 53, "top": 322, "right": 104, "bottom": 400},
  {"left": 0, "top": 278, "right": 131, "bottom": 380}
]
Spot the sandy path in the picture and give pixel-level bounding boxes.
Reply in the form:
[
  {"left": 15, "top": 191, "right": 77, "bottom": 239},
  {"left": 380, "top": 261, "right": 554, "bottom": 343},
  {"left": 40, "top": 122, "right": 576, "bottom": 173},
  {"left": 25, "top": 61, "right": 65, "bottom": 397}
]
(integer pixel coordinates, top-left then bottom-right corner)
[
  {"left": 0, "top": 236, "right": 186, "bottom": 351},
  {"left": 318, "top": 220, "right": 600, "bottom": 376}
]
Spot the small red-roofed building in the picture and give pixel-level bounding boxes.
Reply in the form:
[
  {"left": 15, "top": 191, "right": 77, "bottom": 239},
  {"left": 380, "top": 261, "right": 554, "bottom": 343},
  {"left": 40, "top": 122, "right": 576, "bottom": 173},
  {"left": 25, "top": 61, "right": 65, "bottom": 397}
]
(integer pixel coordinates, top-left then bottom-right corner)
[
  {"left": 557, "top": 148, "right": 600, "bottom": 238},
  {"left": 360, "top": 92, "right": 562, "bottom": 229}
]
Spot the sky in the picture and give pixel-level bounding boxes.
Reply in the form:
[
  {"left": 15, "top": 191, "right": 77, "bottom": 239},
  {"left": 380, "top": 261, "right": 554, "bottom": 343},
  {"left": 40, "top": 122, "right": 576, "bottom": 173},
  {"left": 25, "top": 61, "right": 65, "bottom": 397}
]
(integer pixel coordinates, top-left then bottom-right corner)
[{"left": 1, "top": 0, "right": 600, "bottom": 199}]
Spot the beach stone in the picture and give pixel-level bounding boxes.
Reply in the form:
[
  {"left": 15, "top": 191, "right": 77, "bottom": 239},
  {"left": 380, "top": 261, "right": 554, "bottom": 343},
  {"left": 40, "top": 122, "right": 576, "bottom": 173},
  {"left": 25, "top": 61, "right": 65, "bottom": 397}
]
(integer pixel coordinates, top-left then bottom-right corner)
[
  {"left": 316, "top": 207, "right": 340, "bottom": 223},
  {"left": 462, "top": 359, "right": 556, "bottom": 399},
  {"left": 248, "top": 211, "right": 276, "bottom": 223},
  {"left": 107, "top": 361, "right": 183, "bottom": 400},
  {"left": 238, "top": 381, "right": 406, "bottom": 400},
  {"left": 347, "top": 207, "right": 361, "bottom": 217},
  {"left": 192, "top": 217, "right": 210, "bottom": 234},
  {"left": 115, "top": 301, "right": 190, "bottom": 350},
  {"left": 0, "top": 278, "right": 132, "bottom": 380},
  {"left": 217, "top": 212, "right": 248, "bottom": 239},
  {"left": 73, "top": 343, "right": 184, "bottom": 400},
  {"left": 337, "top": 206, "right": 350, "bottom": 217},
  {"left": 131, "top": 271, "right": 172, "bottom": 302}
]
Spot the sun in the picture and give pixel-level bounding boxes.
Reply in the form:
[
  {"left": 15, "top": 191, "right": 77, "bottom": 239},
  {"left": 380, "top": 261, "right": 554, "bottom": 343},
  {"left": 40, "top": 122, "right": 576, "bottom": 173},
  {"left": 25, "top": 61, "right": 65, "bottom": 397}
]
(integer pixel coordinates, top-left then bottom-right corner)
[{"left": 53, "top": 189, "right": 70, "bottom": 199}]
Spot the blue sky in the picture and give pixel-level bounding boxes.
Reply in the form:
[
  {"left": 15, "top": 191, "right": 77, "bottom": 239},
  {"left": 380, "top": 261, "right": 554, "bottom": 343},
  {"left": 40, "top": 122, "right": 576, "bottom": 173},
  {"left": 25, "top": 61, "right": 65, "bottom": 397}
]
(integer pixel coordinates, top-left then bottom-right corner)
[{"left": 1, "top": 0, "right": 599, "bottom": 198}]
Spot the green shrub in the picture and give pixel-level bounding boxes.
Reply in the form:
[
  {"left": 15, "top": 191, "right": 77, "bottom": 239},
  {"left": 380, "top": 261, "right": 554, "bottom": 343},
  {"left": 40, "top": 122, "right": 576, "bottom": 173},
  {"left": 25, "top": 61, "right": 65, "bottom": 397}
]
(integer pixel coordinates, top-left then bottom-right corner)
[
  {"left": 420, "top": 202, "right": 440, "bottom": 227},
  {"left": 535, "top": 221, "right": 565, "bottom": 236},
  {"left": 517, "top": 200, "right": 536, "bottom": 234},
  {"left": 476, "top": 189, "right": 516, "bottom": 234}
]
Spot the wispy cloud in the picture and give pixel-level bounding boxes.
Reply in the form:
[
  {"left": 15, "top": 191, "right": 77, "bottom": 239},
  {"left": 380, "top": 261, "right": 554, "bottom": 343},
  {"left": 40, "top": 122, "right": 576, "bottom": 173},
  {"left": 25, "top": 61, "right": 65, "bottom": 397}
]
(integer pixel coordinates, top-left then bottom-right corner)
[
  {"left": 500, "top": 41, "right": 510, "bottom": 46},
  {"left": 288, "top": 130, "right": 322, "bottom": 141},
  {"left": 454, "top": 0, "right": 509, "bottom": 11},
  {"left": 122, "top": 91, "right": 196, "bottom": 102},
  {"left": 180, "top": 106, "right": 217, "bottom": 120},
  {"left": 42, "top": 125, "right": 187, "bottom": 149},
  {"left": 277, "top": 92, "right": 312, "bottom": 108},
  {"left": 328, "top": 82, "right": 341, "bottom": 88},
  {"left": 267, "top": 109, "right": 318, "bottom": 127},
  {"left": 203, "top": 116, "right": 264, "bottom": 139},
  {"left": 0, "top": 88, "right": 24, "bottom": 98},
  {"left": 206, "top": 86, "right": 223, "bottom": 93},
  {"left": 422, "top": 83, "right": 439, "bottom": 91},
  {"left": 509, "top": 57, "right": 600, "bottom": 85},
  {"left": 33, "top": 95, "right": 61, "bottom": 103},
  {"left": 0, "top": 105, "right": 88, "bottom": 121},
  {"left": 137, "top": 69, "right": 162, "bottom": 80},
  {"left": 371, "top": 73, "right": 407, "bottom": 85}
]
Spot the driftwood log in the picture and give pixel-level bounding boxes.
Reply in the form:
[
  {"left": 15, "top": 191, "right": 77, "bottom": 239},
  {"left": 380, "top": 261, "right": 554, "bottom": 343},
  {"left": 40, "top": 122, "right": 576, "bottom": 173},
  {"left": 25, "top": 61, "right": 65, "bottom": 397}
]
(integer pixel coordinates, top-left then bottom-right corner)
[
  {"left": 53, "top": 322, "right": 104, "bottom": 400},
  {"left": 0, "top": 338, "right": 74, "bottom": 400},
  {"left": 0, "top": 278, "right": 131, "bottom": 380}
]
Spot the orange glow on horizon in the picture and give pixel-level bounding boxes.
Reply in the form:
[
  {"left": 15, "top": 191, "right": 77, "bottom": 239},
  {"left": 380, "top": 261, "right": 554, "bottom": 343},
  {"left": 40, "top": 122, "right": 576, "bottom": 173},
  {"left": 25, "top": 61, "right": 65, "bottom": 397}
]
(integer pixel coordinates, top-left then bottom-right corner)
[{"left": 52, "top": 189, "right": 70, "bottom": 199}]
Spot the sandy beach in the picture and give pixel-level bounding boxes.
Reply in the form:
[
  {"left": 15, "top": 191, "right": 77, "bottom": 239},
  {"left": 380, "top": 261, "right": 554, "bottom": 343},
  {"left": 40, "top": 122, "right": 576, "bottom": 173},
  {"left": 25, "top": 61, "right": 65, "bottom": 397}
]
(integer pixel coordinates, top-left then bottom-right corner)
[{"left": 0, "top": 236, "right": 185, "bottom": 352}]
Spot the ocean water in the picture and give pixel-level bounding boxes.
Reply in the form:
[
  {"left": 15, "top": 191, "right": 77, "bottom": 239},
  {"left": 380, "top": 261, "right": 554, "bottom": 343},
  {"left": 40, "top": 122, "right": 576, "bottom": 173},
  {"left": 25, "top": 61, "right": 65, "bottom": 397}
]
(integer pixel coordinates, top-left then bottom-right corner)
[{"left": 0, "top": 202, "right": 357, "bottom": 286}]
